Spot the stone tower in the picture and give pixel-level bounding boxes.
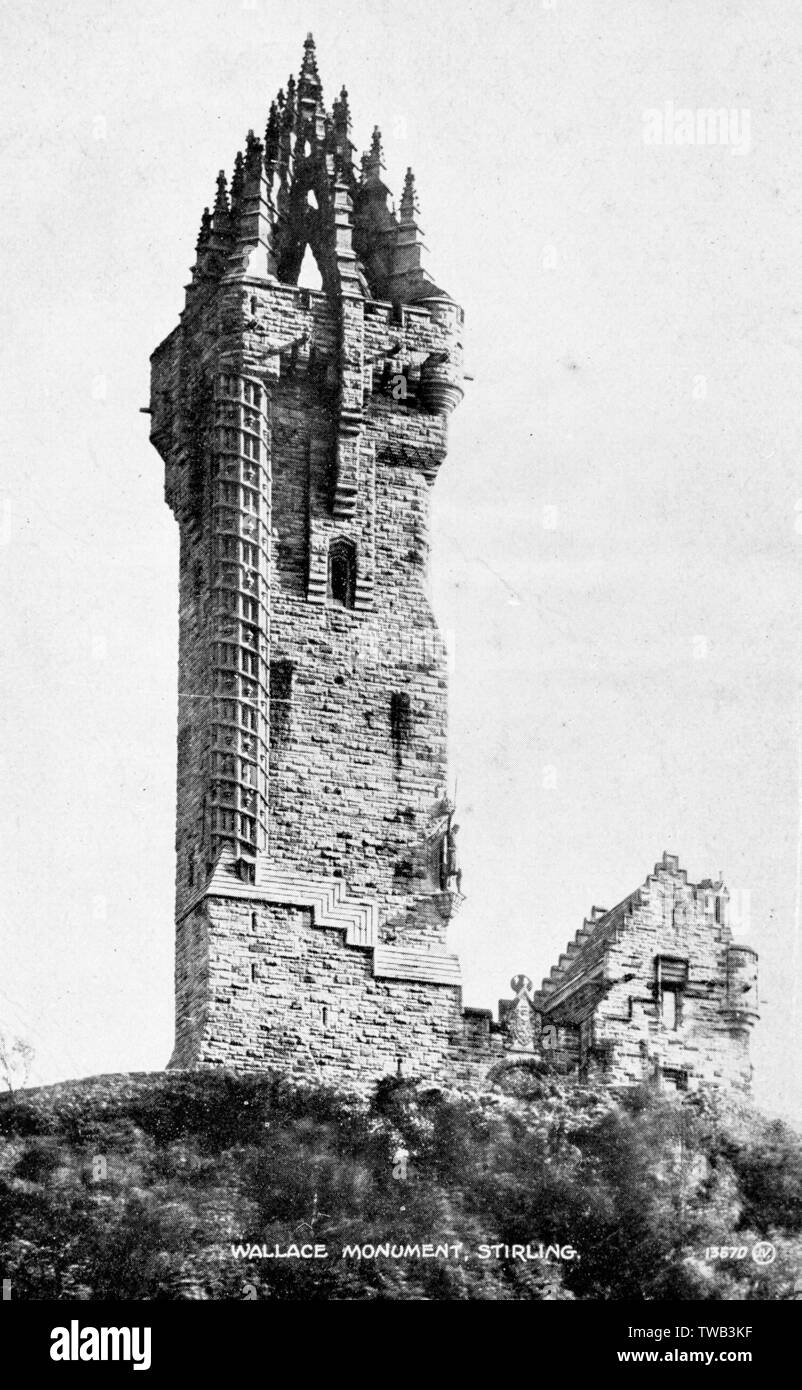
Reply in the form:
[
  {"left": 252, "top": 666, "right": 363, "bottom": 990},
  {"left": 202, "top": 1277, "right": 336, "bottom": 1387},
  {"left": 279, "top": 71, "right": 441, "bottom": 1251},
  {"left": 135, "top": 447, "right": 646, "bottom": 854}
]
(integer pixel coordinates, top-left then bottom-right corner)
[
  {"left": 148, "top": 36, "right": 480, "bottom": 1089},
  {"left": 147, "top": 37, "right": 757, "bottom": 1101}
]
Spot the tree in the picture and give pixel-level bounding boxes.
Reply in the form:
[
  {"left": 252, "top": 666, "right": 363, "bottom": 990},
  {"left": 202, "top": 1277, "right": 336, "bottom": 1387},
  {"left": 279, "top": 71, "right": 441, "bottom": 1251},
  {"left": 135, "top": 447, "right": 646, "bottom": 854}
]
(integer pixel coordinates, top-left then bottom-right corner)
[{"left": 0, "top": 1029, "right": 35, "bottom": 1094}]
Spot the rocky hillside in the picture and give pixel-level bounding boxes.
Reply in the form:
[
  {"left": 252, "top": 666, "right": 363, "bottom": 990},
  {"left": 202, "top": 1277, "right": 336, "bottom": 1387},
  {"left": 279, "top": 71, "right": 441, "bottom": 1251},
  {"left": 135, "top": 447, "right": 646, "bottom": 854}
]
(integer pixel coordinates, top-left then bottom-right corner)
[{"left": 0, "top": 1066, "right": 800, "bottom": 1300}]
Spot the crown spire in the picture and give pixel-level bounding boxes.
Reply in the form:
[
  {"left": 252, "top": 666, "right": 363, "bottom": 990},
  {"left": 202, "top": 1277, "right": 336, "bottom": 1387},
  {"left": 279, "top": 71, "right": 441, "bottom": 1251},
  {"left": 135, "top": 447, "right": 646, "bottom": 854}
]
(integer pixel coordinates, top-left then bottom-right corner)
[{"left": 185, "top": 37, "right": 454, "bottom": 305}]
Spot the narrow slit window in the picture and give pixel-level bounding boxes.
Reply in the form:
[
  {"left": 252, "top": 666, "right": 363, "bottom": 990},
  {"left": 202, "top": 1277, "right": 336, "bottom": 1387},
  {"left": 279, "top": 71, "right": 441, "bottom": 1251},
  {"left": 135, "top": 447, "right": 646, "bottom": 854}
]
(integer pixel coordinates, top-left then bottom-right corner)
[
  {"left": 389, "top": 691, "right": 412, "bottom": 768},
  {"left": 269, "top": 660, "right": 294, "bottom": 746},
  {"left": 656, "top": 955, "right": 687, "bottom": 1031},
  {"left": 328, "top": 539, "right": 357, "bottom": 610},
  {"left": 661, "top": 987, "right": 678, "bottom": 1031}
]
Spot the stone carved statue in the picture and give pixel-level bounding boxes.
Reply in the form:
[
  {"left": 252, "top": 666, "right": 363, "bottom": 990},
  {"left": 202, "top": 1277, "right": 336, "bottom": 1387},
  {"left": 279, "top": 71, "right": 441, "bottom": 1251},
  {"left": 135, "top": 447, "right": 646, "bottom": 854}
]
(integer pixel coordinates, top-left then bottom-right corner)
[
  {"left": 440, "top": 813, "right": 462, "bottom": 894},
  {"left": 506, "top": 975, "right": 537, "bottom": 1051}
]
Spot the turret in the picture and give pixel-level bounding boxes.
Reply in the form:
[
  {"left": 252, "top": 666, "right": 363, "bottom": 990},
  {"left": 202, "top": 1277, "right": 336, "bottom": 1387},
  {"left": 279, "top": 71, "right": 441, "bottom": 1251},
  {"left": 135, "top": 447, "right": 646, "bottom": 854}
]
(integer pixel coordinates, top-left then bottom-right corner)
[{"left": 724, "top": 943, "right": 759, "bottom": 1023}]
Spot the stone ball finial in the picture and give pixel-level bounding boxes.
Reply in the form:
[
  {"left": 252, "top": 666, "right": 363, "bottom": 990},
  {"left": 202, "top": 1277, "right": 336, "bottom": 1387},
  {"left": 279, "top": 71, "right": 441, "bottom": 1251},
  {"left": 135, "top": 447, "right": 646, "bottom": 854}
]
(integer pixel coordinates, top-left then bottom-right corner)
[{"left": 511, "top": 974, "right": 533, "bottom": 998}]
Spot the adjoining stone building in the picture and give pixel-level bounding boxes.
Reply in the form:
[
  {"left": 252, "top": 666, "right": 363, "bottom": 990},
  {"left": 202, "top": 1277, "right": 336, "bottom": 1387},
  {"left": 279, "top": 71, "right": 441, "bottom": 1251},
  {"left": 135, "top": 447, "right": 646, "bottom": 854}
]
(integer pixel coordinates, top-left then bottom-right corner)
[
  {"left": 530, "top": 853, "right": 759, "bottom": 1093},
  {"left": 147, "top": 36, "right": 758, "bottom": 1096}
]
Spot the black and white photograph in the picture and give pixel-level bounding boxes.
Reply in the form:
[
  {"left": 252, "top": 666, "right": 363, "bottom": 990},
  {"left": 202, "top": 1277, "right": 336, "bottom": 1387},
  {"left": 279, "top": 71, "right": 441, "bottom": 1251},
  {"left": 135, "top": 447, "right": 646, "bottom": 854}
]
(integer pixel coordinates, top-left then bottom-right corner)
[{"left": 1, "top": 0, "right": 801, "bottom": 1355}]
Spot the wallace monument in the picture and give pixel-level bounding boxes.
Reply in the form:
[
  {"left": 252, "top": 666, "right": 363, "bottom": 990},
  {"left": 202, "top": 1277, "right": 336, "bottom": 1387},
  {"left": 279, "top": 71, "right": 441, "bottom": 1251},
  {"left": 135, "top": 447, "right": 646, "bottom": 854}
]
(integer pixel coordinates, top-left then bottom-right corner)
[{"left": 147, "top": 36, "right": 758, "bottom": 1096}]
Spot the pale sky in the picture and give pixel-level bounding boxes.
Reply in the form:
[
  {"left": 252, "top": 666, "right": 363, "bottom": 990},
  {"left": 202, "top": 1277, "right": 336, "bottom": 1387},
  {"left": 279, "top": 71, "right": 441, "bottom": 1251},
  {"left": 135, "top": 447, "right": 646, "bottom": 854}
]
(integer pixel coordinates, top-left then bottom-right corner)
[{"left": 1, "top": 0, "right": 801, "bottom": 1122}]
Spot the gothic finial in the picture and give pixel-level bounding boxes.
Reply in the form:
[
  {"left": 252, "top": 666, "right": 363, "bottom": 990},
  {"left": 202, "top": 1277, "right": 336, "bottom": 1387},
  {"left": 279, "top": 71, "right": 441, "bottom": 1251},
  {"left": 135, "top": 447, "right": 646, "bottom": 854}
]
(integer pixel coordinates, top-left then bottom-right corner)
[
  {"left": 226, "top": 130, "right": 275, "bottom": 281},
  {"left": 298, "top": 36, "right": 322, "bottom": 125},
  {"left": 362, "top": 127, "right": 385, "bottom": 185},
  {"left": 331, "top": 86, "right": 355, "bottom": 181},
  {"left": 195, "top": 206, "right": 212, "bottom": 252},
  {"left": 230, "top": 151, "right": 245, "bottom": 221},
  {"left": 388, "top": 161, "right": 439, "bottom": 304},
  {"left": 213, "top": 170, "right": 229, "bottom": 217},
  {"left": 194, "top": 174, "right": 231, "bottom": 281},
  {"left": 245, "top": 129, "right": 263, "bottom": 173},
  {"left": 300, "top": 31, "right": 320, "bottom": 83},
  {"left": 400, "top": 167, "right": 419, "bottom": 221},
  {"left": 265, "top": 102, "right": 279, "bottom": 166},
  {"left": 283, "top": 74, "right": 297, "bottom": 128},
  {"left": 333, "top": 85, "right": 351, "bottom": 134},
  {"left": 210, "top": 171, "right": 231, "bottom": 246}
]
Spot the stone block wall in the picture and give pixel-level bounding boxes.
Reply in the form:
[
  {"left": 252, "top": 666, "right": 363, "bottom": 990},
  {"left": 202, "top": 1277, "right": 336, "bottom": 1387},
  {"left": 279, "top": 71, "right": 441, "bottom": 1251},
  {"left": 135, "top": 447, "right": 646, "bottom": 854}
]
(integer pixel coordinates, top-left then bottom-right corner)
[
  {"left": 151, "top": 279, "right": 463, "bottom": 925},
  {"left": 536, "top": 854, "right": 759, "bottom": 1093},
  {"left": 151, "top": 259, "right": 473, "bottom": 1079},
  {"left": 172, "top": 894, "right": 484, "bottom": 1093}
]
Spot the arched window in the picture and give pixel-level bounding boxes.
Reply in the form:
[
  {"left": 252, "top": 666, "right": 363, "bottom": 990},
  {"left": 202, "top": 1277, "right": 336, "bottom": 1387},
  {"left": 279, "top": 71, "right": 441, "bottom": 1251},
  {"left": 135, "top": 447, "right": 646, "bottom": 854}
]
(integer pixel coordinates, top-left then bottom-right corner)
[{"left": 328, "top": 539, "right": 356, "bottom": 610}]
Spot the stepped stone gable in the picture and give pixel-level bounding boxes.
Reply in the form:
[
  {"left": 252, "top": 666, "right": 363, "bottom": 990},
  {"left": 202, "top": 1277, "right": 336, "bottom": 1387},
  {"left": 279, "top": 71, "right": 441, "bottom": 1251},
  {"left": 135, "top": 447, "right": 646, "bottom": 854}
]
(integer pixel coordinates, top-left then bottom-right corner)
[
  {"left": 534, "top": 853, "right": 759, "bottom": 1093},
  {"left": 148, "top": 37, "right": 757, "bottom": 1096}
]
